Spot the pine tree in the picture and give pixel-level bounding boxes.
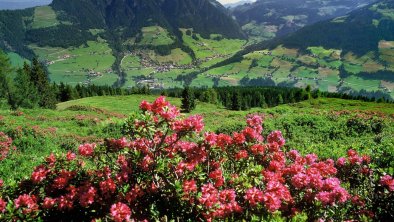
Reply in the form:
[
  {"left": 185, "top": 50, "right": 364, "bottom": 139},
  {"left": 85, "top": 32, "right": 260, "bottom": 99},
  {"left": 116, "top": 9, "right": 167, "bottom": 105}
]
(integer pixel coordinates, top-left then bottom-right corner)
[
  {"left": 0, "top": 51, "right": 14, "bottom": 108},
  {"left": 181, "top": 86, "right": 196, "bottom": 113},
  {"left": 29, "top": 59, "right": 57, "bottom": 109},
  {"left": 231, "top": 92, "right": 242, "bottom": 111},
  {"left": 13, "top": 67, "right": 40, "bottom": 108},
  {"left": 277, "top": 94, "right": 284, "bottom": 105}
]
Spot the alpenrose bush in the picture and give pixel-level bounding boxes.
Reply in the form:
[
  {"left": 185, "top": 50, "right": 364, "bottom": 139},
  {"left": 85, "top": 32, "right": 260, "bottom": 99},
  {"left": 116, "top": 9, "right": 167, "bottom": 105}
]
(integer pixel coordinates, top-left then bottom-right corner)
[
  {"left": 0, "top": 132, "right": 14, "bottom": 161},
  {"left": 0, "top": 96, "right": 393, "bottom": 221}
]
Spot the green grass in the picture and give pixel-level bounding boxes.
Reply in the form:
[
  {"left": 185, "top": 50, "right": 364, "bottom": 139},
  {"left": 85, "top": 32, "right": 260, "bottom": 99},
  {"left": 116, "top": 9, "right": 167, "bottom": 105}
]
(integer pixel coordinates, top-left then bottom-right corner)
[
  {"left": 139, "top": 26, "right": 175, "bottom": 46},
  {"left": 149, "top": 48, "right": 192, "bottom": 65},
  {"left": 181, "top": 28, "right": 246, "bottom": 61},
  {"left": 31, "top": 6, "right": 59, "bottom": 29},
  {"left": 7, "top": 52, "right": 29, "bottom": 68}
]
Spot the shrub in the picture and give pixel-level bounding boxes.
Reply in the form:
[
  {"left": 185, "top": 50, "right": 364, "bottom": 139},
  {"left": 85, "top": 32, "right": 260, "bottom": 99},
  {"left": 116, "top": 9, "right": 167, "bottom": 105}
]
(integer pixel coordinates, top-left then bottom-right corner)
[{"left": 0, "top": 97, "right": 393, "bottom": 221}]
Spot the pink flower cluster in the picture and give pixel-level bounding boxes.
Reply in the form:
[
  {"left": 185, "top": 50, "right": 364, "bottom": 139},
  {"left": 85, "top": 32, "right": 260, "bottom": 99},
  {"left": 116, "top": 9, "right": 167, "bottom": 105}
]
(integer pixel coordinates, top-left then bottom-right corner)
[
  {"left": 110, "top": 202, "right": 131, "bottom": 222},
  {"left": 380, "top": 175, "right": 394, "bottom": 191},
  {"left": 199, "top": 183, "right": 241, "bottom": 220},
  {"left": 78, "top": 143, "right": 96, "bottom": 157},
  {"left": 140, "top": 96, "right": 180, "bottom": 120},
  {"left": 0, "top": 132, "right": 14, "bottom": 161}
]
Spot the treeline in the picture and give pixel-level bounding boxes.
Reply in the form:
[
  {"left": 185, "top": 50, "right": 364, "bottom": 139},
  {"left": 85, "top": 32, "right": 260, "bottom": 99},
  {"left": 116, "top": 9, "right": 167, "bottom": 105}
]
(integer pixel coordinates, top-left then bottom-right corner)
[
  {"left": 26, "top": 25, "right": 96, "bottom": 48},
  {"left": 160, "top": 85, "right": 392, "bottom": 111}
]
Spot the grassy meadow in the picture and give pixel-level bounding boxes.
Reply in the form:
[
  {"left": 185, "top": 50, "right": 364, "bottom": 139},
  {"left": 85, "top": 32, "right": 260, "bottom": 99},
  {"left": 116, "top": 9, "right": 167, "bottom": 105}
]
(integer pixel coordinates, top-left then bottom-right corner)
[{"left": 1, "top": 95, "right": 393, "bottom": 183}]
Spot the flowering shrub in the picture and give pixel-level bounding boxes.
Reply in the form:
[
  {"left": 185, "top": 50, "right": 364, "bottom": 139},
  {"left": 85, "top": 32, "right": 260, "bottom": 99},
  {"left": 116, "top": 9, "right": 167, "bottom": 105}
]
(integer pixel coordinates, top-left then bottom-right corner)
[
  {"left": 0, "top": 96, "right": 393, "bottom": 221},
  {"left": 0, "top": 132, "right": 14, "bottom": 161}
]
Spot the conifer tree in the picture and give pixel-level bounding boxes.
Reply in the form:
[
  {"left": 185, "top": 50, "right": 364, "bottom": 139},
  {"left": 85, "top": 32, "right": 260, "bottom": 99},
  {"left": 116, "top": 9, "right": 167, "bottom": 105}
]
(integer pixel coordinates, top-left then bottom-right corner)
[
  {"left": 231, "top": 91, "right": 242, "bottom": 111},
  {"left": 0, "top": 51, "right": 14, "bottom": 108},
  {"left": 29, "top": 59, "right": 57, "bottom": 109},
  {"left": 181, "top": 86, "right": 196, "bottom": 113},
  {"left": 13, "top": 67, "right": 40, "bottom": 108}
]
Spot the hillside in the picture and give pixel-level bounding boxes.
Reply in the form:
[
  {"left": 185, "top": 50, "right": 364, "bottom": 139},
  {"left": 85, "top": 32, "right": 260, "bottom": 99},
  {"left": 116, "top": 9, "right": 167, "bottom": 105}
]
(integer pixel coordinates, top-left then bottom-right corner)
[
  {"left": 0, "top": 0, "right": 246, "bottom": 87},
  {"left": 231, "top": 0, "right": 374, "bottom": 43},
  {"left": 202, "top": 0, "right": 394, "bottom": 100}
]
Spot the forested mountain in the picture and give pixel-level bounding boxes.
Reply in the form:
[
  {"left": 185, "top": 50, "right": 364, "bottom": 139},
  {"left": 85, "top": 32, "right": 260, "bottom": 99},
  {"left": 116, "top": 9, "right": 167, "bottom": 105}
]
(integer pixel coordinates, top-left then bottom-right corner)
[
  {"left": 231, "top": 0, "right": 375, "bottom": 42},
  {"left": 204, "top": 0, "right": 394, "bottom": 100}
]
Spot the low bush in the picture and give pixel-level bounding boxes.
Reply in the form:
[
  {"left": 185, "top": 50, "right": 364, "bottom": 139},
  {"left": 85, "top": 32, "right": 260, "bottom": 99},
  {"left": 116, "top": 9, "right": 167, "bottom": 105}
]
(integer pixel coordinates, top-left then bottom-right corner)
[{"left": 0, "top": 97, "right": 393, "bottom": 221}]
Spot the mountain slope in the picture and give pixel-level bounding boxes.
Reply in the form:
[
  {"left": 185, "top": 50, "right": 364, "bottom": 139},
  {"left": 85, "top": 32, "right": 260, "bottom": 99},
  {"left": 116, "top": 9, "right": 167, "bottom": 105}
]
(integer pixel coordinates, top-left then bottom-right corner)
[
  {"left": 50, "top": 0, "right": 245, "bottom": 39},
  {"left": 231, "top": 0, "right": 374, "bottom": 42},
  {"left": 199, "top": 0, "right": 394, "bottom": 100},
  {"left": 279, "top": 0, "right": 394, "bottom": 56},
  {"left": 0, "top": 0, "right": 248, "bottom": 88}
]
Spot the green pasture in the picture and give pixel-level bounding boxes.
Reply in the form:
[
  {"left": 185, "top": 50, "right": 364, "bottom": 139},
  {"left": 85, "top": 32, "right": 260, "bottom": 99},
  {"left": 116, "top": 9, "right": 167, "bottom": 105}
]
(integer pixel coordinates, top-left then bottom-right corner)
[
  {"left": 7, "top": 52, "right": 29, "bottom": 68},
  {"left": 30, "top": 41, "right": 116, "bottom": 85},
  {"left": 139, "top": 26, "right": 174, "bottom": 46},
  {"left": 31, "top": 6, "right": 59, "bottom": 29}
]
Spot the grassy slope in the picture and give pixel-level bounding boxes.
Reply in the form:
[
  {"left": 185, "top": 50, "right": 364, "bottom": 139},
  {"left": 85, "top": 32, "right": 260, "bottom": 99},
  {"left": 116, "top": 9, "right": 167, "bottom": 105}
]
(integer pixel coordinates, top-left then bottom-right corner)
[
  {"left": 207, "top": 44, "right": 394, "bottom": 98},
  {"left": 31, "top": 6, "right": 59, "bottom": 29},
  {"left": 1, "top": 95, "right": 393, "bottom": 182}
]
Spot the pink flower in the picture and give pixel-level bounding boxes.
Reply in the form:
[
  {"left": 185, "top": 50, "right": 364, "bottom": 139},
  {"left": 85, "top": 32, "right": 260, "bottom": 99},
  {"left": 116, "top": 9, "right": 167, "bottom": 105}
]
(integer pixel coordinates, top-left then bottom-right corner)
[
  {"left": 57, "top": 195, "right": 73, "bottom": 210},
  {"left": 79, "top": 186, "right": 97, "bottom": 207},
  {"left": 31, "top": 165, "right": 49, "bottom": 184},
  {"left": 14, "top": 194, "right": 38, "bottom": 214},
  {"left": 242, "top": 127, "right": 263, "bottom": 142},
  {"left": 209, "top": 169, "right": 224, "bottom": 187},
  {"left": 235, "top": 150, "right": 248, "bottom": 160},
  {"left": 100, "top": 178, "right": 117, "bottom": 196},
  {"left": 107, "top": 137, "right": 129, "bottom": 150},
  {"left": 244, "top": 187, "right": 263, "bottom": 206},
  {"left": 45, "top": 153, "right": 56, "bottom": 165},
  {"left": 172, "top": 115, "right": 204, "bottom": 133},
  {"left": 110, "top": 202, "right": 131, "bottom": 222},
  {"left": 199, "top": 183, "right": 219, "bottom": 208},
  {"left": 233, "top": 132, "right": 246, "bottom": 145},
  {"left": 42, "top": 197, "right": 56, "bottom": 209},
  {"left": 336, "top": 157, "right": 346, "bottom": 166},
  {"left": 0, "top": 179, "right": 3, "bottom": 187},
  {"left": 78, "top": 143, "right": 96, "bottom": 157},
  {"left": 66, "top": 151, "right": 76, "bottom": 161},
  {"left": 288, "top": 150, "right": 300, "bottom": 160},
  {"left": 0, "top": 198, "right": 6, "bottom": 213},
  {"left": 267, "top": 131, "right": 285, "bottom": 147},
  {"left": 262, "top": 192, "right": 282, "bottom": 212},
  {"left": 380, "top": 175, "right": 394, "bottom": 191},
  {"left": 216, "top": 134, "right": 232, "bottom": 149},
  {"left": 250, "top": 144, "right": 265, "bottom": 155},
  {"left": 291, "top": 173, "right": 310, "bottom": 189},
  {"left": 204, "top": 132, "right": 217, "bottom": 146},
  {"left": 183, "top": 180, "right": 197, "bottom": 193},
  {"left": 139, "top": 100, "right": 152, "bottom": 111}
]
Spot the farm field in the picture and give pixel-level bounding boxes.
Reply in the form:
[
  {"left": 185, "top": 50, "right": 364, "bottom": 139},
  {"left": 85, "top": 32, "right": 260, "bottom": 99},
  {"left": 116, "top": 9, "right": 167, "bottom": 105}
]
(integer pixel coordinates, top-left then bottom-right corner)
[
  {"left": 1, "top": 95, "right": 393, "bottom": 183},
  {"left": 30, "top": 40, "right": 117, "bottom": 86}
]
